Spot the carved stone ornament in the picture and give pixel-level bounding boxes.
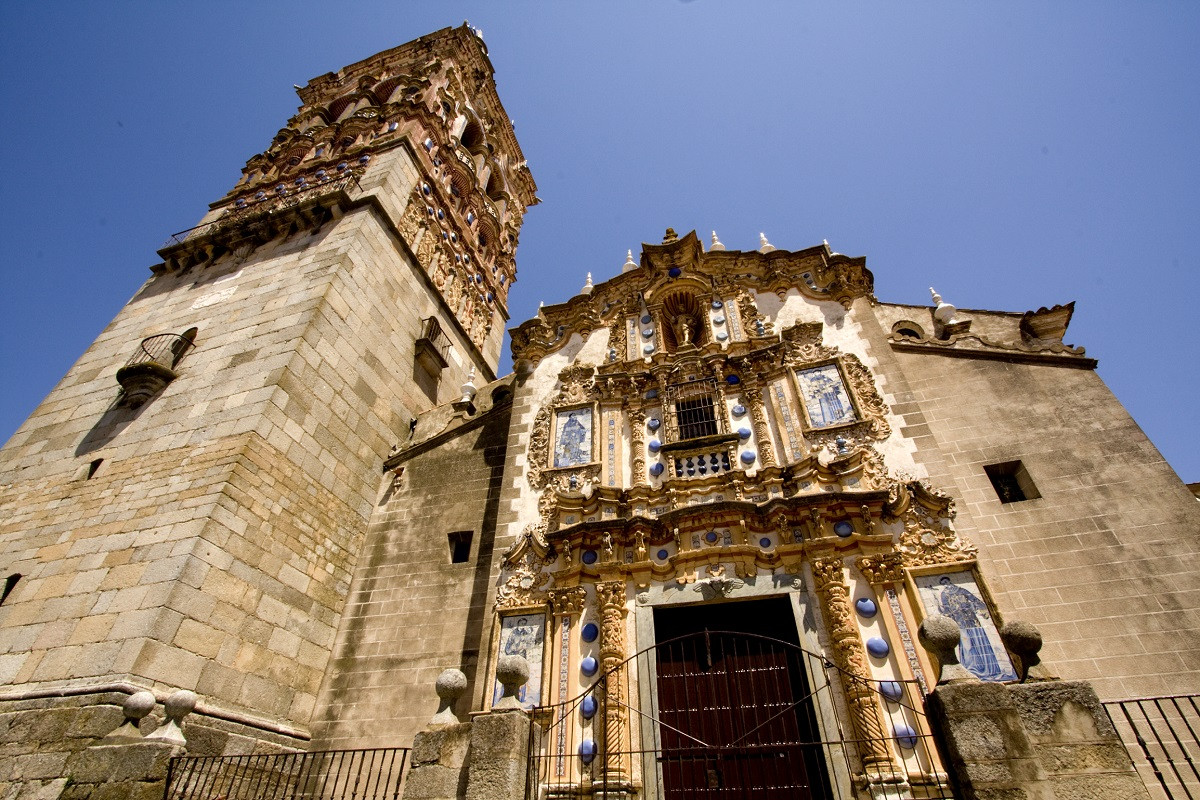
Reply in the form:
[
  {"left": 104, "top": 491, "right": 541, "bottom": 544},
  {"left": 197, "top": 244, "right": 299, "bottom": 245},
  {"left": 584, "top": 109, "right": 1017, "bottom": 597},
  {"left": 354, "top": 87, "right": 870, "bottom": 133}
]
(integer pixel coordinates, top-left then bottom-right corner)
[
  {"left": 781, "top": 323, "right": 838, "bottom": 364},
  {"left": 855, "top": 552, "right": 905, "bottom": 585},
  {"left": 495, "top": 546, "right": 554, "bottom": 611},
  {"left": 839, "top": 354, "right": 891, "bottom": 439},
  {"left": 692, "top": 563, "right": 745, "bottom": 598},
  {"left": 548, "top": 586, "right": 586, "bottom": 616}
]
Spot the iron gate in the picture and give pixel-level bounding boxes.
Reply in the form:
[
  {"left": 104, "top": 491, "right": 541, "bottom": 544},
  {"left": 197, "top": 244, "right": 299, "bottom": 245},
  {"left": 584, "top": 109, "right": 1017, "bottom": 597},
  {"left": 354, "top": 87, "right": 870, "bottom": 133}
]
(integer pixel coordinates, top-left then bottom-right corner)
[{"left": 527, "top": 630, "right": 952, "bottom": 800}]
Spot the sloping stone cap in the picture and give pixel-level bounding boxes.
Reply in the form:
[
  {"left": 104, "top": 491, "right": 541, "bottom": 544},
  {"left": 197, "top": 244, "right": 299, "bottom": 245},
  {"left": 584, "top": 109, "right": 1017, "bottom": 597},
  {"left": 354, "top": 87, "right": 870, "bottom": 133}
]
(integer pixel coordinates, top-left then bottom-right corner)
[{"left": 385, "top": 373, "right": 515, "bottom": 468}]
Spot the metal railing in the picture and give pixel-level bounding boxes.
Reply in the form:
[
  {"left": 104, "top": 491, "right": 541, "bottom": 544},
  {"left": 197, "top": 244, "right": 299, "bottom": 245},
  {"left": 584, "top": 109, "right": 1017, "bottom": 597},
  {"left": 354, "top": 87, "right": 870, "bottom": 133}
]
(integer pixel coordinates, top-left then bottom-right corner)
[
  {"left": 162, "top": 171, "right": 362, "bottom": 250},
  {"left": 165, "top": 746, "right": 409, "bottom": 800},
  {"left": 1105, "top": 695, "right": 1200, "bottom": 800},
  {"left": 123, "top": 332, "right": 194, "bottom": 371},
  {"left": 528, "top": 630, "right": 952, "bottom": 800}
]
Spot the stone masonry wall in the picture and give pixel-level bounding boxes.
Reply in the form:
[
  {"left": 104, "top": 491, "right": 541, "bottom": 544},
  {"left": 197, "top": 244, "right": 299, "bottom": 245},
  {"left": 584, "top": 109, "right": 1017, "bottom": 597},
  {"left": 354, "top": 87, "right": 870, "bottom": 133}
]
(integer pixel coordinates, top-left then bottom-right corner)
[
  {"left": 0, "top": 144, "right": 490, "bottom": 744},
  {"left": 309, "top": 397, "right": 513, "bottom": 750},
  {"left": 886, "top": 347, "right": 1200, "bottom": 700}
]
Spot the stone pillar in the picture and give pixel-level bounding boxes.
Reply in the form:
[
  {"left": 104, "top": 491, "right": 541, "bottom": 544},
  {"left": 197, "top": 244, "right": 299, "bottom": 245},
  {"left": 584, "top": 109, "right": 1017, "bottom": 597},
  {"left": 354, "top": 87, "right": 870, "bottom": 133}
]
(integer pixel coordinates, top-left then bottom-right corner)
[
  {"left": 810, "top": 557, "right": 896, "bottom": 773},
  {"left": 921, "top": 618, "right": 1152, "bottom": 800},
  {"left": 596, "top": 580, "right": 631, "bottom": 791},
  {"left": 627, "top": 407, "right": 646, "bottom": 486},
  {"left": 742, "top": 385, "right": 776, "bottom": 467},
  {"left": 464, "top": 658, "right": 538, "bottom": 800}
]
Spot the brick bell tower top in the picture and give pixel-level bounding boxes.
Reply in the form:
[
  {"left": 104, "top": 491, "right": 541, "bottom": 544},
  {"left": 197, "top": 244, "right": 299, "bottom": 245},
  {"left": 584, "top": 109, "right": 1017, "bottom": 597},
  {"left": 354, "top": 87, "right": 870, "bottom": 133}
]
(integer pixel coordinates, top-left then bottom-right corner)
[{"left": 166, "top": 24, "right": 537, "bottom": 371}]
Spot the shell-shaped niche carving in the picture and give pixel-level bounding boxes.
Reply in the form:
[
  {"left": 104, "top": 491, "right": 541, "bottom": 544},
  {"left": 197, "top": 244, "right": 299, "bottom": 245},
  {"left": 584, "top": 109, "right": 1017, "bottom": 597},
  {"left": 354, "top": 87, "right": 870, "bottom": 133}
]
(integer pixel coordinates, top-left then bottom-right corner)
[{"left": 660, "top": 290, "right": 707, "bottom": 351}]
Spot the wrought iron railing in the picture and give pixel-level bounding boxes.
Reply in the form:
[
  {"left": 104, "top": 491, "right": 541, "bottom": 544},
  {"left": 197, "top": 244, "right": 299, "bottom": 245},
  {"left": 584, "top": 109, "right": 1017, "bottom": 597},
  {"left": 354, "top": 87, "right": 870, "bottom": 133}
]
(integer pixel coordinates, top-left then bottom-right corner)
[
  {"left": 162, "top": 171, "right": 363, "bottom": 250},
  {"left": 122, "top": 332, "right": 194, "bottom": 371},
  {"left": 165, "top": 746, "right": 409, "bottom": 800},
  {"left": 1105, "top": 694, "right": 1200, "bottom": 800},
  {"left": 528, "top": 629, "right": 952, "bottom": 800}
]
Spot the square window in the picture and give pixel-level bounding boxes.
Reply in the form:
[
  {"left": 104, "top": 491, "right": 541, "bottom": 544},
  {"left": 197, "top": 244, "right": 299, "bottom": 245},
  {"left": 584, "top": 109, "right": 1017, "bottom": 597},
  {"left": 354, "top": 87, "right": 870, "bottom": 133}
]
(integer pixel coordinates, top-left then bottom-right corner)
[
  {"left": 984, "top": 461, "right": 1040, "bottom": 504},
  {"left": 448, "top": 531, "right": 473, "bottom": 564}
]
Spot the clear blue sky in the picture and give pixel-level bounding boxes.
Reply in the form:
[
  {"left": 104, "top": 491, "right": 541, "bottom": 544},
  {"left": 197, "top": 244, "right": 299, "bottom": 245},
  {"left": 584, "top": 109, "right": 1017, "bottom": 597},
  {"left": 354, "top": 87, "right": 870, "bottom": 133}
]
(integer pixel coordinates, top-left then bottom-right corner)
[{"left": 1, "top": 2, "right": 1196, "bottom": 480}]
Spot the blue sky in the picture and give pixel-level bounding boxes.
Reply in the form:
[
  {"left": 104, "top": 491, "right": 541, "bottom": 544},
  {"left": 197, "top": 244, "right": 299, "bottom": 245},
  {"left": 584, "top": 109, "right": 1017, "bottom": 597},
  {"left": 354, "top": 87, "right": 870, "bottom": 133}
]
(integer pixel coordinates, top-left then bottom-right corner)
[{"left": 1, "top": 2, "right": 1196, "bottom": 480}]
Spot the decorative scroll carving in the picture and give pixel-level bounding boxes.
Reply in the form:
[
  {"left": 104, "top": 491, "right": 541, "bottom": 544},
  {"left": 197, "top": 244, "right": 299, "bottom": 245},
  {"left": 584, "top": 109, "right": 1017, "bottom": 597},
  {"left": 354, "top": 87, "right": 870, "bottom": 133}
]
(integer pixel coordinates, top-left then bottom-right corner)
[
  {"left": 527, "top": 407, "right": 552, "bottom": 490},
  {"left": 736, "top": 289, "right": 772, "bottom": 337},
  {"left": 548, "top": 586, "right": 586, "bottom": 616},
  {"left": 897, "top": 514, "right": 977, "bottom": 567},
  {"left": 495, "top": 547, "right": 553, "bottom": 611},
  {"left": 810, "top": 557, "right": 895, "bottom": 771},
  {"left": 841, "top": 354, "right": 891, "bottom": 439},
  {"left": 628, "top": 407, "right": 647, "bottom": 487},
  {"left": 781, "top": 323, "right": 838, "bottom": 364},
  {"left": 692, "top": 563, "right": 744, "bottom": 598}
]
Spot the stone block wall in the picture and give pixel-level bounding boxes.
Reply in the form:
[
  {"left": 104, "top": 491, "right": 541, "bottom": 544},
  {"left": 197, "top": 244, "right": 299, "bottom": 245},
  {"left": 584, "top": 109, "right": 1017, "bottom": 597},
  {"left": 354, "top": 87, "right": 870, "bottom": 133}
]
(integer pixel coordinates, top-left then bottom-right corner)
[
  {"left": 0, "top": 145, "right": 489, "bottom": 745},
  {"left": 309, "top": 393, "right": 513, "bottom": 750},
  {"left": 878, "top": 342, "right": 1200, "bottom": 700}
]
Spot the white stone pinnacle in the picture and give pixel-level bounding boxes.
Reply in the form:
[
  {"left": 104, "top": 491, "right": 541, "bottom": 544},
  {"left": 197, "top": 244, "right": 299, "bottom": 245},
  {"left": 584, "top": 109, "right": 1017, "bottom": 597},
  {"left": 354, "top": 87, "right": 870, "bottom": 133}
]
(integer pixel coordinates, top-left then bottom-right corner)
[
  {"left": 622, "top": 250, "right": 637, "bottom": 273},
  {"left": 710, "top": 231, "right": 725, "bottom": 251},
  {"left": 582, "top": 272, "right": 593, "bottom": 294},
  {"left": 759, "top": 233, "right": 775, "bottom": 253}
]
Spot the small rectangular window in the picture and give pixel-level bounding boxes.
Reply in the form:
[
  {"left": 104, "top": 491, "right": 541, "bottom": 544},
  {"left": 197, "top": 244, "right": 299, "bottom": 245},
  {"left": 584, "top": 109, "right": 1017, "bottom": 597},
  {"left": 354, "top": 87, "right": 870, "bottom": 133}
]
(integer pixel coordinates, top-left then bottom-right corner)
[
  {"left": 984, "top": 461, "right": 1040, "bottom": 504},
  {"left": 666, "top": 378, "right": 722, "bottom": 443},
  {"left": 448, "top": 531, "right": 473, "bottom": 564}
]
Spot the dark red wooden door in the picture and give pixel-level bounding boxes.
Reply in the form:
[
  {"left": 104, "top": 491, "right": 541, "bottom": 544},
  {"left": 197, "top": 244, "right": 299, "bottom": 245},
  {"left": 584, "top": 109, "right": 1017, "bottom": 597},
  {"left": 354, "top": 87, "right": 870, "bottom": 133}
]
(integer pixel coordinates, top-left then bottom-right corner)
[{"left": 654, "top": 598, "right": 831, "bottom": 800}]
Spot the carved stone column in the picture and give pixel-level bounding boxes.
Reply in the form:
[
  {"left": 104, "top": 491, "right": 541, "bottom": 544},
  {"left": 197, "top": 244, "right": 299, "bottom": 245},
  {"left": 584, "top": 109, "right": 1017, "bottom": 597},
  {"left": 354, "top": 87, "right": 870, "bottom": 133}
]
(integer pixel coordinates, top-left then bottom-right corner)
[
  {"left": 595, "top": 580, "right": 630, "bottom": 786},
  {"left": 628, "top": 407, "right": 646, "bottom": 487},
  {"left": 742, "top": 385, "right": 776, "bottom": 467},
  {"left": 811, "top": 557, "right": 896, "bottom": 774}
]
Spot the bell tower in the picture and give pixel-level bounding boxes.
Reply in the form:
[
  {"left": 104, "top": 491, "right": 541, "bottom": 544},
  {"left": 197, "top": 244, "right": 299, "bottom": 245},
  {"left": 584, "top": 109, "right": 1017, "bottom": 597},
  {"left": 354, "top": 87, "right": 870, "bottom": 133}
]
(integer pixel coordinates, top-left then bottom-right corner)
[{"left": 0, "top": 24, "right": 535, "bottom": 751}]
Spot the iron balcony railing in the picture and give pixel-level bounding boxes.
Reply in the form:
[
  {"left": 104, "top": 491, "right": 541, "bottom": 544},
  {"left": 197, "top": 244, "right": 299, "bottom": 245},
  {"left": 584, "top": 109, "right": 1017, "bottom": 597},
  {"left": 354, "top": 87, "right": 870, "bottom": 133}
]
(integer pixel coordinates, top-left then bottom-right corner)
[
  {"left": 165, "top": 746, "right": 409, "bottom": 800},
  {"left": 162, "top": 170, "right": 363, "bottom": 250},
  {"left": 122, "top": 332, "right": 195, "bottom": 371},
  {"left": 1105, "top": 694, "right": 1200, "bottom": 800}
]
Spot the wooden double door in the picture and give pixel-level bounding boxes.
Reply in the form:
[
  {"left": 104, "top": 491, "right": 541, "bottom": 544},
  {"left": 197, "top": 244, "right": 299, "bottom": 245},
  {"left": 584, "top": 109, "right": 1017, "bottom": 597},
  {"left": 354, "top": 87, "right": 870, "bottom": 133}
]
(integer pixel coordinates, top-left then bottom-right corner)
[{"left": 652, "top": 597, "right": 833, "bottom": 800}]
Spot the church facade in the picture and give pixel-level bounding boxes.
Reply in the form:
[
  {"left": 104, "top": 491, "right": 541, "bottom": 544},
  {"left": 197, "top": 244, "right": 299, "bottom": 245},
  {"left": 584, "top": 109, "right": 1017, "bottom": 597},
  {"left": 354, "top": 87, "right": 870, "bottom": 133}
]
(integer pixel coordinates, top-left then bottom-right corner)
[{"left": 1, "top": 23, "right": 1197, "bottom": 799}]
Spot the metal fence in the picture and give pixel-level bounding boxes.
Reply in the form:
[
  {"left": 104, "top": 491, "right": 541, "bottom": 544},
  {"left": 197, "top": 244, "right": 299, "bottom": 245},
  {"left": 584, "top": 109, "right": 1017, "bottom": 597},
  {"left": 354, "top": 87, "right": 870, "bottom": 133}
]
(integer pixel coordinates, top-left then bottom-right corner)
[
  {"left": 529, "top": 630, "right": 952, "bottom": 800},
  {"left": 1105, "top": 695, "right": 1200, "bottom": 800},
  {"left": 165, "top": 747, "right": 409, "bottom": 800}
]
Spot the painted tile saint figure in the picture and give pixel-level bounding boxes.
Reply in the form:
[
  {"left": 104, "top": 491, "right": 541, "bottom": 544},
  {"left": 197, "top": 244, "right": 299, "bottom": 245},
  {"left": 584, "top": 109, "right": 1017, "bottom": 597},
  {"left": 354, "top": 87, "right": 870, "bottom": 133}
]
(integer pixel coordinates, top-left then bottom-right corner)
[
  {"left": 554, "top": 408, "right": 592, "bottom": 467},
  {"left": 916, "top": 572, "right": 1017, "bottom": 682},
  {"left": 797, "top": 365, "right": 857, "bottom": 428},
  {"left": 493, "top": 614, "right": 545, "bottom": 708}
]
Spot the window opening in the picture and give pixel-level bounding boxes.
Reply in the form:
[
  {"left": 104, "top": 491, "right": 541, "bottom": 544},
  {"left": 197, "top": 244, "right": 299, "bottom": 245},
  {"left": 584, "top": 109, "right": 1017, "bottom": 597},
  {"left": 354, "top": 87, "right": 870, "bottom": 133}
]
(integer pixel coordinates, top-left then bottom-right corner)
[
  {"left": 984, "top": 461, "right": 1040, "bottom": 503},
  {"left": 666, "top": 379, "right": 722, "bottom": 443},
  {"left": 87, "top": 458, "right": 103, "bottom": 479},
  {"left": 448, "top": 531, "right": 473, "bottom": 564},
  {"left": 0, "top": 574, "right": 21, "bottom": 606}
]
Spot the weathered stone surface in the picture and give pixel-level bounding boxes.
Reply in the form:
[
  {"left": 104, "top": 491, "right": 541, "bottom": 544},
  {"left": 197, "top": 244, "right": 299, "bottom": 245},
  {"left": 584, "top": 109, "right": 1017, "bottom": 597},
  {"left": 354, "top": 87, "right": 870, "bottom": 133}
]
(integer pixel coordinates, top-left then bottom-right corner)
[{"left": 464, "top": 712, "right": 536, "bottom": 800}]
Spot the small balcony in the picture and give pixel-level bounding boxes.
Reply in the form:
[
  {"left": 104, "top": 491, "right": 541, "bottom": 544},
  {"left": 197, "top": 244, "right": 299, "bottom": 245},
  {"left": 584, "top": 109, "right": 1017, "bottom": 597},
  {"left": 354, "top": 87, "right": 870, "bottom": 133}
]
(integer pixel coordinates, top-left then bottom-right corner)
[{"left": 116, "top": 330, "right": 196, "bottom": 408}]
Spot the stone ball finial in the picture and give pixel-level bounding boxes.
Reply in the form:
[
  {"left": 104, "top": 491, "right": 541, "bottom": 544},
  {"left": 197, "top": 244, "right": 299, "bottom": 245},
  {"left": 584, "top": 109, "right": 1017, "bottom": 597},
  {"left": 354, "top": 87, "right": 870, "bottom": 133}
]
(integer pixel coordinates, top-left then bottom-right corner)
[
  {"left": 105, "top": 690, "right": 157, "bottom": 742},
  {"left": 918, "top": 614, "right": 976, "bottom": 685},
  {"left": 493, "top": 654, "right": 529, "bottom": 711},
  {"left": 145, "top": 689, "right": 197, "bottom": 747},
  {"left": 1001, "top": 619, "right": 1051, "bottom": 682},
  {"left": 431, "top": 668, "right": 468, "bottom": 725}
]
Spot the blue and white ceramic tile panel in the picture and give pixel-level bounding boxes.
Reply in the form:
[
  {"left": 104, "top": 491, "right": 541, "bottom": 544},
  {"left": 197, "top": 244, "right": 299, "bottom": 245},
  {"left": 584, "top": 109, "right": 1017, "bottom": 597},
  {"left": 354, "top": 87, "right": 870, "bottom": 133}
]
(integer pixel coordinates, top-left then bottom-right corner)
[
  {"left": 796, "top": 364, "right": 857, "bottom": 428},
  {"left": 606, "top": 413, "right": 616, "bottom": 487},
  {"left": 724, "top": 297, "right": 742, "bottom": 340},
  {"left": 886, "top": 587, "right": 929, "bottom": 694},
  {"left": 555, "top": 616, "right": 571, "bottom": 776},
  {"left": 627, "top": 316, "right": 638, "bottom": 361},
  {"left": 772, "top": 378, "right": 801, "bottom": 461},
  {"left": 554, "top": 408, "right": 592, "bottom": 468}
]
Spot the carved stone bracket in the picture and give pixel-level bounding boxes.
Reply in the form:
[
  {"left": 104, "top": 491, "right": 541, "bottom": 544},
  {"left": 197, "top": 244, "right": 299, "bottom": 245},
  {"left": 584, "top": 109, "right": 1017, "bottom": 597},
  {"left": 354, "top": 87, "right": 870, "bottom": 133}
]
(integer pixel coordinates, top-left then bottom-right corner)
[
  {"left": 855, "top": 553, "right": 905, "bottom": 585},
  {"left": 548, "top": 586, "right": 586, "bottom": 617}
]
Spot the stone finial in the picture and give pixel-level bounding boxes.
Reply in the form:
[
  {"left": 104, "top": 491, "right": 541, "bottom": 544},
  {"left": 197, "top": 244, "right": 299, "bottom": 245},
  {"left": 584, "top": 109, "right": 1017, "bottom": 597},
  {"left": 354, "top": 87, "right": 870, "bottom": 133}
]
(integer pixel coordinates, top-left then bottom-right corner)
[
  {"left": 662, "top": 228, "right": 678, "bottom": 244},
  {"left": 581, "top": 272, "right": 593, "bottom": 294},
  {"left": 709, "top": 231, "right": 725, "bottom": 251},
  {"left": 493, "top": 654, "right": 529, "bottom": 711},
  {"left": 430, "top": 668, "right": 468, "bottom": 725},
  {"left": 918, "top": 615, "right": 977, "bottom": 685},
  {"left": 1000, "top": 620, "right": 1054, "bottom": 682},
  {"left": 105, "top": 690, "right": 156, "bottom": 742},
  {"left": 145, "top": 689, "right": 196, "bottom": 747},
  {"left": 758, "top": 233, "right": 775, "bottom": 253},
  {"left": 930, "top": 287, "right": 959, "bottom": 324},
  {"left": 622, "top": 250, "right": 637, "bottom": 273},
  {"left": 460, "top": 366, "right": 477, "bottom": 404}
]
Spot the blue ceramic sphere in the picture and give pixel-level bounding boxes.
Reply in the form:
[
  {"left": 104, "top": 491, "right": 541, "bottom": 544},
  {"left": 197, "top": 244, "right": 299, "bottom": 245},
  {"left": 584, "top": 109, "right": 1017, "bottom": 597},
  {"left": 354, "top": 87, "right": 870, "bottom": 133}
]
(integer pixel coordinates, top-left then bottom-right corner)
[
  {"left": 580, "top": 695, "right": 598, "bottom": 719},
  {"left": 737, "top": 427, "right": 752, "bottom": 440},
  {"left": 580, "top": 656, "right": 598, "bottom": 676},
  {"left": 581, "top": 550, "right": 598, "bottom": 565},
  {"left": 716, "top": 332, "right": 728, "bottom": 341},
  {"left": 581, "top": 622, "right": 599, "bottom": 643},
  {"left": 759, "top": 537, "right": 772, "bottom": 548},
  {"left": 711, "top": 299, "right": 723, "bottom": 309},
  {"left": 894, "top": 724, "right": 918, "bottom": 750},
  {"left": 656, "top": 549, "right": 669, "bottom": 560},
  {"left": 879, "top": 681, "right": 904, "bottom": 702},
  {"left": 726, "top": 375, "right": 740, "bottom": 385},
  {"left": 642, "top": 328, "right": 654, "bottom": 339},
  {"left": 579, "top": 739, "right": 597, "bottom": 763},
  {"left": 713, "top": 316, "right": 725, "bottom": 325},
  {"left": 641, "top": 314, "right": 652, "bottom": 324},
  {"left": 668, "top": 267, "right": 682, "bottom": 278},
  {"left": 740, "top": 451, "right": 756, "bottom": 464},
  {"left": 705, "top": 531, "right": 718, "bottom": 543},
  {"left": 833, "top": 521, "right": 854, "bottom": 538},
  {"left": 648, "top": 440, "right": 661, "bottom": 453},
  {"left": 649, "top": 463, "right": 665, "bottom": 477},
  {"left": 855, "top": 598, "right": 878, "bottom": 617},
  {"left": 732, "top": 404, "right": 747, "bottom": 417},
  {"left": 866, "top": 637, "right": 890, "bottom": 658},
  {"left": 647, "top": 418, "right": 660, "bottom": 431},
  {"left": 642, "top": 344, "right": 655, "bottom": 355}
]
